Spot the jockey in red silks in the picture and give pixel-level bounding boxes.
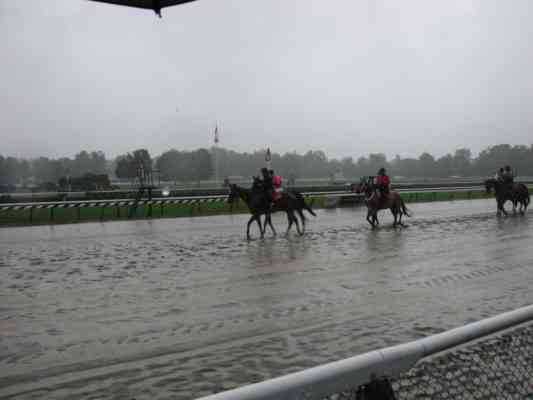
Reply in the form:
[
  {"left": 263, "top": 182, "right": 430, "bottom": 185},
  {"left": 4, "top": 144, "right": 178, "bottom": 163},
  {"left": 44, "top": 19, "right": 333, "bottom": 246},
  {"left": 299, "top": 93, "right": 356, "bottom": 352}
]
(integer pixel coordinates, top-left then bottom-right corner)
[
  {"left": 271, "top": 171, "right": 283, "bottom": 202},
  {"left": 375, "top": 167, "right": 390, "bottom": 201}
]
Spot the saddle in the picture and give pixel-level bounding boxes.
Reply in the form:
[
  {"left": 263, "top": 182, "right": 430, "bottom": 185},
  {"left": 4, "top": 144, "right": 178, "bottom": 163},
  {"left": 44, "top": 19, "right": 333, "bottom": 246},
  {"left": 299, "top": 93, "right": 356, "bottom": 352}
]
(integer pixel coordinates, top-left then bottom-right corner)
[
  {"left": 272, "top": 189, "right": 283, "bottom": 202},
  {"left": 370, "top": 189, "right": 391, "bottom": 203}
]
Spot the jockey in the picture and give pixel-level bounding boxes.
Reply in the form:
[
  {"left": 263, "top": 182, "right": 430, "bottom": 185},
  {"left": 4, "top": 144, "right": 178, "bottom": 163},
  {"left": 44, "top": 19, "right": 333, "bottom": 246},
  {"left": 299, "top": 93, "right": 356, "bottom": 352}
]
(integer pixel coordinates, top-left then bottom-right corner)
[
  {"left": 260, "top": 167, "right": 273, "bottom": 203},
  {"left": 501, "top": 165, "right": 514, "bottom": 184},
  {"left": 501, "top": 165, "right": 515, "bottom": 198},
  {"left": 260, "top": 168, "right": 283, "bottom": 204},
  {"left": 375, "top": 167, "right": 390, "bottom": 199}
]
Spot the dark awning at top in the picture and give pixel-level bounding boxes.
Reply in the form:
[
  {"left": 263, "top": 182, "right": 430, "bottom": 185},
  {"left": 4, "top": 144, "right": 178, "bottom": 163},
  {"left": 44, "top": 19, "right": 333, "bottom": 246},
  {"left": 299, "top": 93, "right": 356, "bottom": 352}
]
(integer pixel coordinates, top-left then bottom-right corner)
[{"left": 88, "top": 0, "right": 198, "bottom": 16}]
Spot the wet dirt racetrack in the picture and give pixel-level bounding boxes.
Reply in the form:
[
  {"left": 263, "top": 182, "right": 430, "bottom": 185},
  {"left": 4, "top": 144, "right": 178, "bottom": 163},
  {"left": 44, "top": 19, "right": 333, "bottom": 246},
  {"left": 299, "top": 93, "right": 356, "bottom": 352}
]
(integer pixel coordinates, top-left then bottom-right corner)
[{"left": 1, "top": 199, "right": 532, "bottom": 399}]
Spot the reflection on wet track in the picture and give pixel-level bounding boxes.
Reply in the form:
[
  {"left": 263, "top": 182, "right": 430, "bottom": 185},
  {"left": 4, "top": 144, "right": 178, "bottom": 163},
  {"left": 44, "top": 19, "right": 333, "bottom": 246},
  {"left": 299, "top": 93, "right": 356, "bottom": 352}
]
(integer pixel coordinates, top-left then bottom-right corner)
[{"left": 0, "top": 199, "right": 532, "bottom": 399}]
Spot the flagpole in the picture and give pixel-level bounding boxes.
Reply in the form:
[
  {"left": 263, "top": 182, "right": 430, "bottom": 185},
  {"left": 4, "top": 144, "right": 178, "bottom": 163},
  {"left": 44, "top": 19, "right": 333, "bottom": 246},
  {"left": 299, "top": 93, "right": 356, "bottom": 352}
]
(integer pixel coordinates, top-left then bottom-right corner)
[{"left": 214, "top": 124, "right": 219, "bottom": 187}]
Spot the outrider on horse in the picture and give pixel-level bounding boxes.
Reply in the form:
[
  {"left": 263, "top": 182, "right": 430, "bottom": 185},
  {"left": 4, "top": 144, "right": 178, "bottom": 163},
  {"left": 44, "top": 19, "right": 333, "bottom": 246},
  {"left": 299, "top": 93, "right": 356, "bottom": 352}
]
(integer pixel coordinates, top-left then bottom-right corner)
[
  {"left": 227, "top": 171, "right": 316, "bottom": 240},
  {"left": 353, "top": 168, "right": 410, "bottom": 228},
  {"left": 485, "top": 166, "right": 529, "bottom": 215}
]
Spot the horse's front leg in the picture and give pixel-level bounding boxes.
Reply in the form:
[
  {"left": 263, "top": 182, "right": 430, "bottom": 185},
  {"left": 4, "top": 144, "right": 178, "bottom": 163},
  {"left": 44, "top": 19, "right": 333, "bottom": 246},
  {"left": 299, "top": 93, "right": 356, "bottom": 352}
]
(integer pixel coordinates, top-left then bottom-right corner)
[
  {"left": 285, "top": 211, "right": 294, "bottom": 235},
  {"left": 246, "top": 215, "right": 256, "bottom": 240},
  {"left": 497, "top": 199, "right": 507, "bottom": 216},
  {"left": 391, "top": 207, "right": 398, "bottom": 227},
  {"left": 293, "top": 212, "right": 303, "bottom": 236},
  {"left": 398, "top": 210, "right": 404, "bottom": 227},
  {"left": 297, "top": 209, "right": 306, "bottom": 234},
  {"left": 256, "top": 215, "right": 264, "bottom": 239},
  {"left": 501, "top": 200, "right": 508, "bottom": 216},
  {"left": 265, "top": 213, "right": 277, "bottom": 236},
  {"left": 366, "top": 209, "right": 376, "bottom": 228},
  {"left": 287, "top": 210, "right": 302, "bottom": 235}
]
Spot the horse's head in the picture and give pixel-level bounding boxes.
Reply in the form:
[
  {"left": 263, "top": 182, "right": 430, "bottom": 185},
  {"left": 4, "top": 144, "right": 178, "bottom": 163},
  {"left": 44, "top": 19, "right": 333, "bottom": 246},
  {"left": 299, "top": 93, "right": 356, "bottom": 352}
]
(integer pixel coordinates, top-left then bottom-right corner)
[
  {"left": 352, "top": 177, "right": 365, "bottom": 194},
  {"left": 354, "top": 177, "right": 373, "bottom": 197},
  {"left": 227, "top": 184, "right": 239, "bottom": 204},
  {"left": 484, "top": 178, "right": 495, "bottom": 194},
  {"left": 251, "top": 176, "right": 263, "bottom": 192}
]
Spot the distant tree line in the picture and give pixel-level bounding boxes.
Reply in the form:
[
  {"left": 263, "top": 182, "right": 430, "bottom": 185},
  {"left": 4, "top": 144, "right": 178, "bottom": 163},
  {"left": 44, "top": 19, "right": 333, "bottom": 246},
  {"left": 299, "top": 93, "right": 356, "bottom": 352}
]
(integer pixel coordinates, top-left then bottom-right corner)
[
  {"left": 0, "top": 151, "right": 107, "bottom": 190},
  {"left": 1, "top": 144, "right": 532, "bottom": 191},
  {"left": 207, "top": 144, "right": 533, "bottom": 180},
  {"left": 114, "top": 149, "right": 153, "bottom": 182},
  {"left": 58, "top": 174, "right": 112, "bottom": 191},
  {"left": 155, "top": 149, "right": 213, "bottom": 183}
]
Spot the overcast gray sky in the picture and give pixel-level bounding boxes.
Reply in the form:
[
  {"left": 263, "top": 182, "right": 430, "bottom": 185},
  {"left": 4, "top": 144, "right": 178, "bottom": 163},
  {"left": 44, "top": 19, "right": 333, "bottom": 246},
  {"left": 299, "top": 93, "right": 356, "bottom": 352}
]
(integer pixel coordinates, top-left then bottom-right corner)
[{"left": 1, "top": 0, "right": 532, "bottom": 160}]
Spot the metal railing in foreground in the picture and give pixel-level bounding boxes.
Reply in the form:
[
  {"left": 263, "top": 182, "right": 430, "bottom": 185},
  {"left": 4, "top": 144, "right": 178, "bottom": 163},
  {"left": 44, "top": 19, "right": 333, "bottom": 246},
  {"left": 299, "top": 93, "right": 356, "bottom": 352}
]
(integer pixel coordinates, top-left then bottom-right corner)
[{"left": 196, "top": 304, "right": 533, "bottom": 400}]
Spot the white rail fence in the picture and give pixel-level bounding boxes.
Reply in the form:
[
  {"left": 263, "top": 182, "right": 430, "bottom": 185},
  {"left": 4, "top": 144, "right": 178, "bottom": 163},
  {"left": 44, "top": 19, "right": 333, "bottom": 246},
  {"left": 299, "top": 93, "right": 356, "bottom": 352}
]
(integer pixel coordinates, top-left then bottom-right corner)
[
  {"left": 196, "top": 305, "right": 533, "bottom": 400},
  {"left": 0, "top": 186, "right": 488, "bottom": 212}
]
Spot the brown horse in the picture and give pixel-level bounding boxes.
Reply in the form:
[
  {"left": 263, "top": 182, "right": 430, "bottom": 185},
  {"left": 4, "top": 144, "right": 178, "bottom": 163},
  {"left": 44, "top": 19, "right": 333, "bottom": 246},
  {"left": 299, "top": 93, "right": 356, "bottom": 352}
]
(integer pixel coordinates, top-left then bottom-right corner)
[
  {"left": 354, "top": 178, "right": 410, "bottom": 228},
  {"left": 251, "top": 177, "right": 316, "bottom": 236}
]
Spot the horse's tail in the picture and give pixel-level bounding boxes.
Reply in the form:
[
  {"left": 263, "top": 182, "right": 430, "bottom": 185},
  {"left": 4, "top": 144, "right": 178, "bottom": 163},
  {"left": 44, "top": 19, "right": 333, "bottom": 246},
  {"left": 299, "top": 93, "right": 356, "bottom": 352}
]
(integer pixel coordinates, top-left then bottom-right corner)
[
  {"left": 400, "top": 197, "right": 411, "bottom": 217},
  {"left": 304, "top": 200, "right": 317, "bottom": 217},
  {"left": 301, "top": 195, "right": 317, "bottom": 216},
  {"left": 295, "top": 192, "right": 316, "bottom": 216},
  {"left": 515, "top": 184, "right": 530, "bottom": 205}
]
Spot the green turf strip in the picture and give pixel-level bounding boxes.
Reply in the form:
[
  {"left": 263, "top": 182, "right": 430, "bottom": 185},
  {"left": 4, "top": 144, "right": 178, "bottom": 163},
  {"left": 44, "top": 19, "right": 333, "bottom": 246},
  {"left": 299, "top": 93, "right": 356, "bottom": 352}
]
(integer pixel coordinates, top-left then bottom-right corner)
[{"left": 0, "top": 189, "right": 522, "bottom": 226}]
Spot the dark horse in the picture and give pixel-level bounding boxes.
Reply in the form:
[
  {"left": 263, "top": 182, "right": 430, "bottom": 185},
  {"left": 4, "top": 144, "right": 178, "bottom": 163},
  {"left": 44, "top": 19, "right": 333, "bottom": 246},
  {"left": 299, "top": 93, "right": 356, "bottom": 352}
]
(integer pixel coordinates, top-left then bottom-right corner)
[
  {"left": 484, "top": 178, "right": 530, "bottom": 216},
  {"left": 353, "top": 178, "right": 410, "bottom": 228},
  {"left": 227, "top": 183, "right": 316, "bottom": 240}
]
